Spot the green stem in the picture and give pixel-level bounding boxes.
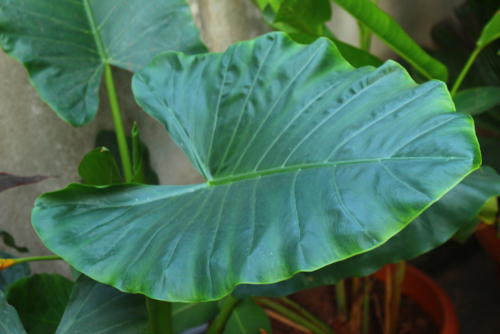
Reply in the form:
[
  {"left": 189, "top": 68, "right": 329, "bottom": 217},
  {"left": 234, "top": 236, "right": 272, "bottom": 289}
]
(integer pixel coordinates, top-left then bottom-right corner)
[
  {"left": 389, "top": 261, "right": 406, "bottom": 334},
  {"left": 206, "top": 296, "right": 239, "bottom": 334},
  {"left": 335, "top": 279, "right": 347, "bottom": 321},
  {"left": 104, "top": 63, "right": 133, "bottom": 182},
  {"left": 450, "top": 48, "right": 481, "bottom": 97},
  {"left": 280, "top": 297, "right": 335, "bottom": 334},
  {"left": 11, "top": 255, "right": 62, "bottom": 264},
  {"left": 146, "top": 297, "right": 172, "bottom": 334},
  {"left": 357, "top": 0, "right": 377, "bottom": 51},
  {"left": 254, "top": 297, "right": 336, "bottom": 334}
]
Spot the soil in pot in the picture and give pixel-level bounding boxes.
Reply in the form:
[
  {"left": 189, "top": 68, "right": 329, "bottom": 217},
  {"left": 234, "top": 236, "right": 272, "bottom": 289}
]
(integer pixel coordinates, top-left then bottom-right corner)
[{"left": 269, "top": 281, "right": 439, "bottom": 334}]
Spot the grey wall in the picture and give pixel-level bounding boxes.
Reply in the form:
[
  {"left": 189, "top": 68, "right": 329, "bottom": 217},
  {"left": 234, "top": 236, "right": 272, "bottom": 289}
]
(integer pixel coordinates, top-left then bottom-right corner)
[{"left": 0, "top": 0, "right": 464, "bottom": 276}]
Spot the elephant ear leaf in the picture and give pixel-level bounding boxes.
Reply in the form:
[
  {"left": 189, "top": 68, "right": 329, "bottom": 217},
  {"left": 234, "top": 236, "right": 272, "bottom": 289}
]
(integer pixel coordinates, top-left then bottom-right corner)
[
  {"left": 0, "top": 0, "right": 207, "bottom": 127},
  {"left": 0, "top": 290, "right": 25, "bottom": 334},
  {"left": 32, "top": 32, "right": 480, "bottom": 302}
]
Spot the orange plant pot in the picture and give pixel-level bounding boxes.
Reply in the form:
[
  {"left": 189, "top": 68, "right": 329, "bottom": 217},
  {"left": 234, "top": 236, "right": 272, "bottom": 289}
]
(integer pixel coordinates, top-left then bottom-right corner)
[
  {"left": 377, "top": 264, "right": 459, "bottom": 334},
  {"left": 476, "top": 226, "right": 500, "bottom": 264}
]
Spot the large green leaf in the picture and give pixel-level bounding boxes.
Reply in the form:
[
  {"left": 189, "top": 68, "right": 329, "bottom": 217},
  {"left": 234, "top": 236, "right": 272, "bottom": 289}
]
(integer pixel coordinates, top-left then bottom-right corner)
[
  {"left": 234, "top": 167, "right": 500, "bottom": 297},
  {"left": 0, "top": 251, "right": 30, "bottom": 291},
  {"left": 56, "top": 275, "right": 219, "bottom": 334},
  {"left": 332, "top": 0, "right": 448, "bottom": 81},
  {"left": 6, "top": 274, "right": 73, "bottom": 334},
  {"left": 0, "top": 0, "right": 207, "bottom": 127},
  {"left": 223, "top": 298, "right": 271, "bottom": 334},
  {"left": 0, "top": 290, "right": 25, "bottom": 334},
  {"left": 32, "top": 33, "right": 480, "bottom": 302}
]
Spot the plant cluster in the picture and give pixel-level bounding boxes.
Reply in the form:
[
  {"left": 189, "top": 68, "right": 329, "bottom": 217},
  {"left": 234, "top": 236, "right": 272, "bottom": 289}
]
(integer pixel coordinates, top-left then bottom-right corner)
[{"left": 0, "top": 0, "right": 500, "bottom": 333}]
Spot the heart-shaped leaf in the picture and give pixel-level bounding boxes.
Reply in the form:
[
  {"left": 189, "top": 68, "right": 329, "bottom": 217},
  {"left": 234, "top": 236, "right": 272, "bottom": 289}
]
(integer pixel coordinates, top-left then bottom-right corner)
[
  {"left": 56, "top": 275, "right": 219, "bottom": 334},
  {"left": 32, "top": 33, "right": 480, "bottom": 302},
  {"left": 78, "top": 147, "right": 123, "bottom": 185},
  {"left": 0, "top": 0, "right": 207, "bottom": 126},
  {"left": 0, "top": 290, "right": 25, "bottom": 334},
  {"left": 6, "top": 274, "right": 74, "bottom": 334},
  {"left": 223, "top": 298, "right": 271, "bottom": 334},
  {"left": 332, "top": 0, "right": 448, "bottom": 81},
  {"left": 234, "top": 167, "right": 500, "bottom": 297}
]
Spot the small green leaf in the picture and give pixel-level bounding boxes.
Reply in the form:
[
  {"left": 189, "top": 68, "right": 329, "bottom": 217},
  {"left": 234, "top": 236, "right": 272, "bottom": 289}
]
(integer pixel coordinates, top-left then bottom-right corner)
[
  {"left": 223, "top": 298, "right": 271, "bottom": 334},
  {"left": 477, "top": 10, "right": 500, "bottom": 49},
  {"left": 0, "top": 173, "right": 50, "bottom": 193},
  {"left": 0, "top": 251, "right": 31, "bottom": 292},
  {"left": 0, "top": 230, "right": 28, "bottom": 253},
  {"left": 0, "top": 290, "right": 25, "bottom": 334},
  {"left": 78, "top": 147, "right": 123, "bottom": 186},
  {"left": 95, "top": 130, "right": 160, "bottom": 185},
  {"left": 131, "top": 123, "right": 147, "bottom": 184},
  {"left": 478, "top": 196, "right": 499, "bottom": 224},
  {"left": 7, "top": 274, "right": 74, "bottom": 334},
  {"left": 274, "top": 0, "right": 331, "bottom": 35},
  {"left": 235, "top": 167, "right": 500, "bottom": 297},
  {"left": 0, "top": 0, "right": 207, "bottom": 127},
  {"left": 453, "top": 87, "right": 500, "bottom": 115},
  {"left": 332, "top": 0, "right": 448, "bottom": 81}
]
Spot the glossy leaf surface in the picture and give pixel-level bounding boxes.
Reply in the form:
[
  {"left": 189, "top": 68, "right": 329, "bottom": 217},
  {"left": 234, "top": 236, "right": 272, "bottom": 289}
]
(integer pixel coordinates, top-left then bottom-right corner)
[
  {"left": 453, "top": 87, "right": 500, "bottom": 115},
  {"left": 33, "top": 33, "right": 479, "bottom": 302},
  {"left": 56, "top": 275, "right": 219, "bottom": 334},
  {"left": 332, "top": 0, "right": 448, "bottom": 81},
  {"left": 223, "top": 298, "right": 271, "bottom": 334},
  {"left": 0, "top": 0, "right": 207, "bottom": 126},
  {"left": 0, "top": 173, "right": 50, "bottom": 193},
  {"left": 0, "top": 251, "right": 30, "bottom": 291},
  {"left": 78, "top": 147, "right": 122, "bottom": 185},
  {"left": 0, "top": 290, "right": 25, "bottom": 334},
  {"left": 477, "top": 9, "right": 500, "bottom": 48},
  {"left": 234, "top": 167, "right": 500, "bottom": 297},
  {"left": 7, "top": 274, "right": 73, "bottom": 334}
]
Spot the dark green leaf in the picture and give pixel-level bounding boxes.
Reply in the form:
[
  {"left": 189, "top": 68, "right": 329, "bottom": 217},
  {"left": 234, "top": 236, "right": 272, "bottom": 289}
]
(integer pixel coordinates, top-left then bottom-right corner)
[
  {"left": 0, "top": 251, "right": 30, "bottom": 291},
  {"left": 78, "top": 147, "right": 123, "bottom": 186},
  {"left": 453, "top": 87, "right": 500, "bottom": 115},
  {"left": 223, "top": 298, "right": 271, "bottom": 334},
  {"left": 55, "top": 275, "right": 149, "bottom": 334},
  {"left": 32, "top": 33, "right": 479, "bottom": 302},
  {"left": 234, "top": 167, "right": 500, "bottom": 297},
  {"left": 0, "top": 230, "right": 28, "bottom": 253},
  {"left": 431, "top": 0, "right": 500, "bottom": 132},
  {"left": 131, "top": 123, "right": 147, "bottom": 184},
  {"left": 56, "top": 275, "right": 219, "bottom": 334},
  {"left": 7, "top": 274, "right": 73, "bottom": 334},
  {"left": 0, "top": 290, "right": 25, "bottom": 334},
  {"left": 274, "top": 0, "right": 331, "bottom": 35},
  {"left": 95, "top": 130, "right": 160, "bottom": 185},
  {"left": 0, "top": 173, "right": 50, "bottom": 193},
  {"left": 478, "top": 137, "right": 500, "bottom": 173},
  {"left": 477, "top": 9, "right": 500, "bottom": 48},
  {"left": 332, "top": 0, "right": 448, "bottom": 81},
  {"left": 0, "top": 0, "right": 207, "bottom": 127}
]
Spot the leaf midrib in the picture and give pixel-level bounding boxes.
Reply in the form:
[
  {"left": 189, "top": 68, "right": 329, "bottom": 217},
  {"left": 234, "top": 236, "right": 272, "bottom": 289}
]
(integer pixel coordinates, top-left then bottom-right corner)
[
  {"left": 207, "top": 156, "right": 468, "bottom": 186},
  {"left": 82, "top": 0, "right": 108, "bottom": 62}
]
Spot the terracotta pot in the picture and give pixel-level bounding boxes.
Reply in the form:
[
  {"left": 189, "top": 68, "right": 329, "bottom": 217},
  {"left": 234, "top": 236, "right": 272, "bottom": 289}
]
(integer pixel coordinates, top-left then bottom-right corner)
[
  {"left": 476, "top": 226, "right": 500, "bottom": 264},
  {"left": 377, "top": 264, "right": 459, "bottom": 334}
]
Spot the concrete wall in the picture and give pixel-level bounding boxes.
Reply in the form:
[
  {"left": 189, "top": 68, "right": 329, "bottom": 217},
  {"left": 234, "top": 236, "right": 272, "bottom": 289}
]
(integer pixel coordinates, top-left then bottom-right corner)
[{"left": 0, "top": 0, "right": 464, "bottom": 276}]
